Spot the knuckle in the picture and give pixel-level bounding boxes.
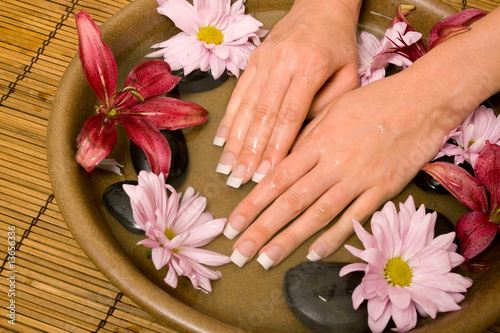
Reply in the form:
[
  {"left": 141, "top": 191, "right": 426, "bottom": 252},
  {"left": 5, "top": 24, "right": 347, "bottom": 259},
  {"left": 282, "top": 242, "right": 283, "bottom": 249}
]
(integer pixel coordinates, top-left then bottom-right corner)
[
  {"left": 224, "top": 135, "right": 242, "bottom": 148},
  {"left": 267, "top": 168, "right": 290, "bottom": 192},
  {"left": 311, "top": 201, "right": 335, "bottom": 227},
  {"left": 278, "top": 189, "right": 306, "bottom": 215},
  {"left": 252, "top": 222, "right": 274, "bottom": 240},
  {"left": 254, "top": 105, "right": 274, "bottom": 124},
  {"left": 238, "top": 98, "right": 255, "bottom": 114},
  {"left": 277, "top": 105, "right": 301, "bottom": 125},
  {"left": 239, "top": 144, "right": 258, "bottom": 158}
]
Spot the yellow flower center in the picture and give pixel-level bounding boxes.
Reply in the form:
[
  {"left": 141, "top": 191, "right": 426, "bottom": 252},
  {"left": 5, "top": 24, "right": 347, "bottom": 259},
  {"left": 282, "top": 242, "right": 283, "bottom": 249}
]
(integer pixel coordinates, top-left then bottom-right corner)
[
  {"left": 164, "top": 228, "right": 178, "bottom": 253},
  {"left": 384, "top": 257, "right": 412, "bottom": 287},
  {"left": 197, "top": 26, "right": 224, "bottom": 45}
]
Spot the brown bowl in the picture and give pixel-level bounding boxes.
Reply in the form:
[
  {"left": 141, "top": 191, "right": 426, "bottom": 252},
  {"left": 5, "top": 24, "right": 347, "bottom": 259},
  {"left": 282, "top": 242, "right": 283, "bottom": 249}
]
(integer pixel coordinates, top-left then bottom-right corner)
[{"left": 47, "top": 0, "right": 500, "bottom": 331}]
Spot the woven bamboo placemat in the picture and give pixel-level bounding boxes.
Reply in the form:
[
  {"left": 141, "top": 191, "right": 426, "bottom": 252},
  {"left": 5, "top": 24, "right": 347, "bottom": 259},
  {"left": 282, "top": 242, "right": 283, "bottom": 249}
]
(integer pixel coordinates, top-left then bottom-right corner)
[{"left": 0, "top": 0, "right": 498, "bottom": 332}]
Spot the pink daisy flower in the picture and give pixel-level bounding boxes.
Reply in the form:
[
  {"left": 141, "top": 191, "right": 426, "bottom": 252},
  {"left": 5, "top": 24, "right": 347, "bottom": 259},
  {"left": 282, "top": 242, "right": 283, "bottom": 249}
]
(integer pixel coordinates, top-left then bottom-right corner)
[
  {"left": 435, "top": 105, "right": 500, "bottom": 168},
  {"left": 123, "top": 171, "right": 230, "bottom": 292},
  {"left": 147, "top": 0, "right": 268, "bottom": 80},
  {"left": 340, "top": 196, "right": 472, "bottom": 333},
  {"left": 358, "top": 22, "right": 422, "bottom": 86}
]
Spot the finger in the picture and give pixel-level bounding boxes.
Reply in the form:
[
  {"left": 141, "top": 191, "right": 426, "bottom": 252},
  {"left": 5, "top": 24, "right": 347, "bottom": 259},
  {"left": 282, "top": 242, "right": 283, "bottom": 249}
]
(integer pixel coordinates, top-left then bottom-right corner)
[
  {"left": 214, "top": 67, "right": 269, "bottom": 176},
  {"left": 225, "top": 67, "right": 294, "bottom": 187},
  {"left": 251, "top": 74, "right": 323, "bottom": 183},
  {"left": 255, "top": 179, "right": 362, "bottom": 269},
  {"left": 308, "top": 63, "right": 359, "bottom": 118},
  {"left": 213, "top": 63, "right": 257, "bottom": 147},
  {"left": 223, "top": 146, "right": 318, "bottom": 240},
  {"left": 228, "top": 164, "right": 338, "bottom": 267},
  {"left": 306, "top": 187, "right": 393, "bottom": 261}
]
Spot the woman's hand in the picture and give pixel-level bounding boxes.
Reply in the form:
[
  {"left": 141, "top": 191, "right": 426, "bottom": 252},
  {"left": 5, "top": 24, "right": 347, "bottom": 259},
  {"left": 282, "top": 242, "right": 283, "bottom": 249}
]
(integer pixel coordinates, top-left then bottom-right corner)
[
  {"left": 224, "top": 72, "right": 454, "bottom": 268},
  {"left": 223, "top": 4, "right": 500, "bottom": 266},
  {"left": 213, "top": 0, "right": 361, "bottom": 188}
]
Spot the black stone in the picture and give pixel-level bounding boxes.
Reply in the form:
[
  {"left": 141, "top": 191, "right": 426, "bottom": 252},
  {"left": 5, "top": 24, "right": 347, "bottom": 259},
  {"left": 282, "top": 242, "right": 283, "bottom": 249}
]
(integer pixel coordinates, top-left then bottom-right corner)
[
  {"left": 413, "top": 155, "right": 474, "bottom": 194},
  {"left": 172, "top": 68, "right": 229, "bottom": 94},
  {"left": 102, "top": 181, "right": 144, "bottom": 235},
  {"left": 283, "top": 262, "right": 369, "bottom": 333},
  {"left": 130, "top": 129, "right": 188, "bottom": 188},
  {"left": 429, "top": 209, "right": 461, "bottom": 253}
]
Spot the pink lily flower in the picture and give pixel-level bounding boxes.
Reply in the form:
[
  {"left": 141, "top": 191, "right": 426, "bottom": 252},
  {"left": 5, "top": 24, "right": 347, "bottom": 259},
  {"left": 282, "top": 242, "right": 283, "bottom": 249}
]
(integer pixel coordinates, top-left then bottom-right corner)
[
  {"left": 74, "top": 11, "right": 207, "bottom": 176},
  {"left": 388, "top": 5, "right": 426, "bottom": 63},
  {"left": 358, "top": 22, "right": 421, "bottom": 86},
  {"left": 422, "top": 142, "right": 500, "bottom": 271}
]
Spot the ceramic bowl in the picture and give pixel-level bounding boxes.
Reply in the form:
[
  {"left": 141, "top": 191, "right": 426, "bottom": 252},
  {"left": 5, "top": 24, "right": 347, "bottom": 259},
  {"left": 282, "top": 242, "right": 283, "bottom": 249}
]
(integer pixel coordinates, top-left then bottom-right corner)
[{"left": 47, "top": 0, "right": 500, "bottom": 331}]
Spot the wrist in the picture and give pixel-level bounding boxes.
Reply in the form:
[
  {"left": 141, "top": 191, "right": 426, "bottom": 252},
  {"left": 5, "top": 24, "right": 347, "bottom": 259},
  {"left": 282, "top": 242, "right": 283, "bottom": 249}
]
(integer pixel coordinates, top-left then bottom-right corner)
[
  {"left": 401, "top": 9, "right": 500, "bottom": 125},
  {"left": 293, "top": 0, "right": 362, "bottom": 22}
]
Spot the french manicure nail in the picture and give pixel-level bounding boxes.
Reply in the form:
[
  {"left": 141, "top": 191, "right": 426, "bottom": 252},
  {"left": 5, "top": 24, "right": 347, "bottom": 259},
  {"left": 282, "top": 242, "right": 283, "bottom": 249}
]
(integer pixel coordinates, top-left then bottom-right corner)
[
  {"left": 223, "top": 223, "right": 240, "bottom": 239},
  {"left": 231, "top": 240, "right": 254, "bottom": 267},
  {"left": 227, "top": 164, "right": 246, "bottom": 188},
  {"left": 230, "top": 249, "right": 248, "bottom": 267},
  {"left": 252, "top": 160, "right": 271, "bottom": 183},
  {"left": 213, "top": 127, "right": 229, "bottom": 146},
  {"left": 306, "top": 243, "right": 328, "bottom": 261},
  {"left": 257, "top": 245, "right": 283, "bottom": 270},
  {"left": 216, "top": 152, "right": 234, "bottom": 175},
  {"left": 306, "top": 250, "right": 322, "bottom": 262},
  {"left": 224, "top": 215, "right": 246, "bottom": 239}
]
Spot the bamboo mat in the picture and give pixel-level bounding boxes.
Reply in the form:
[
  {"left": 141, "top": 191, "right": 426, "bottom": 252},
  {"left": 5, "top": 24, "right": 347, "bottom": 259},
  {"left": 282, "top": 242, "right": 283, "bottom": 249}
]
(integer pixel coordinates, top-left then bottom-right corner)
[{"left": 0, "top": 0, "right": 498, "bottom": 332}]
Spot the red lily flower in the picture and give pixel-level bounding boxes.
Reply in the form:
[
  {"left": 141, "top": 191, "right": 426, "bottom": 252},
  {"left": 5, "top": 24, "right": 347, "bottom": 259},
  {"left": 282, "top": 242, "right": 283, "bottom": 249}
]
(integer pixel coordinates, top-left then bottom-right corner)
[
  {"left": 422, "top": 142, "right": 500, "bottom": 271},
  {"left": 74, "top": 11, "right": 207, "bottom": 176},
  {"left": 426, "top": 8, "right": 487, "bottom": 50},
  {"left": 388, "top": 6, "right": 487, "bottom": 62}
]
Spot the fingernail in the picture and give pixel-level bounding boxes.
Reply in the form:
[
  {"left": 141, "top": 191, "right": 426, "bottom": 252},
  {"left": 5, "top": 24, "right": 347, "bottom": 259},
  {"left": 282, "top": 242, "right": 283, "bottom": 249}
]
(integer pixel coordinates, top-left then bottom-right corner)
[
  {"left": 224, "top": 215, "right": 246, "bottom": 239},
  {"left": 216, "top": 152, "right": 234, "bottom": 175},
  {"left": 257, "top": 245, "right": 283, "bottom": 270},
  {"left": 231, "top": 240, "right": 254, "bottom": 267},
  {"left": 306, "top": 250, "right": 322, "bottom": 262},
  {"left": 227, "top": 164, "right": 246, "bottom": 188},
  {"left": 306, "top": 243, "right": 329, "bottom": 262},
  {"left": 213, "top": 127, "right": 228, "bottom": 146},
  {"left": 223, "top": 224, "right": 239, "bottom": 239},
  {"left": 252, "top": 160, "right": 271, "bottom": 183}
]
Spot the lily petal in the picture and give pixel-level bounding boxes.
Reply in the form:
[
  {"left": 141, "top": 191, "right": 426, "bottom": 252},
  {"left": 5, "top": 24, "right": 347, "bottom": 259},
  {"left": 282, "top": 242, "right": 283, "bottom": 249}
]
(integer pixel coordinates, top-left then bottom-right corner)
[
  {"left": 427, "top": 9, "right": 487, "bottom": 50},
  {"left": 391, "top": 5, "right": 417, "bottom": 31},
  {"left": 122, "top": 116, "right": 171, "bottom": 176},
  {"left": 474, "top": 142, "right": 500, "bottom": 222},
  {"left": 456, "top": 211, "right": 497, "bottom": 260},
  {"left": 114, "top": 60, "right": 181, "bottom": 109},
  {"left": 422, "top": 161, "right": 489, "bottom": 213},
  {"left": 126, "top": 96, "right": 208, "bottom": 130},
  {"left": 75, "top": 11, "right": 117, "bottom": 108},
  {"left": 75, "top": 114, "right": 117, "bottom": 172}
]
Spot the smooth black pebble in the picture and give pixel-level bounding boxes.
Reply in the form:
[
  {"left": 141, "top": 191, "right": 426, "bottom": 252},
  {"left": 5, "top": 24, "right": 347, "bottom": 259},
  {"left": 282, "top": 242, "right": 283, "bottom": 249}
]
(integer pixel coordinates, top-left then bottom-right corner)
[
  {"left": 130, "top": 129, "right": 188, "bottom": 187},
  {"left": 283, "top": 262, "right": 369, "bottom": 333},
  {"left": 429, "top": 209, "right": 461, "bottom": 253},
  {"left": 102, "top": 181, "right": 144, "bottom": 235},
  {"left": 172, "top": 68, "right": 229, "bottom": 94},
  {"left": 414, "top": 155, "right": 473, "bottom": 194}
]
